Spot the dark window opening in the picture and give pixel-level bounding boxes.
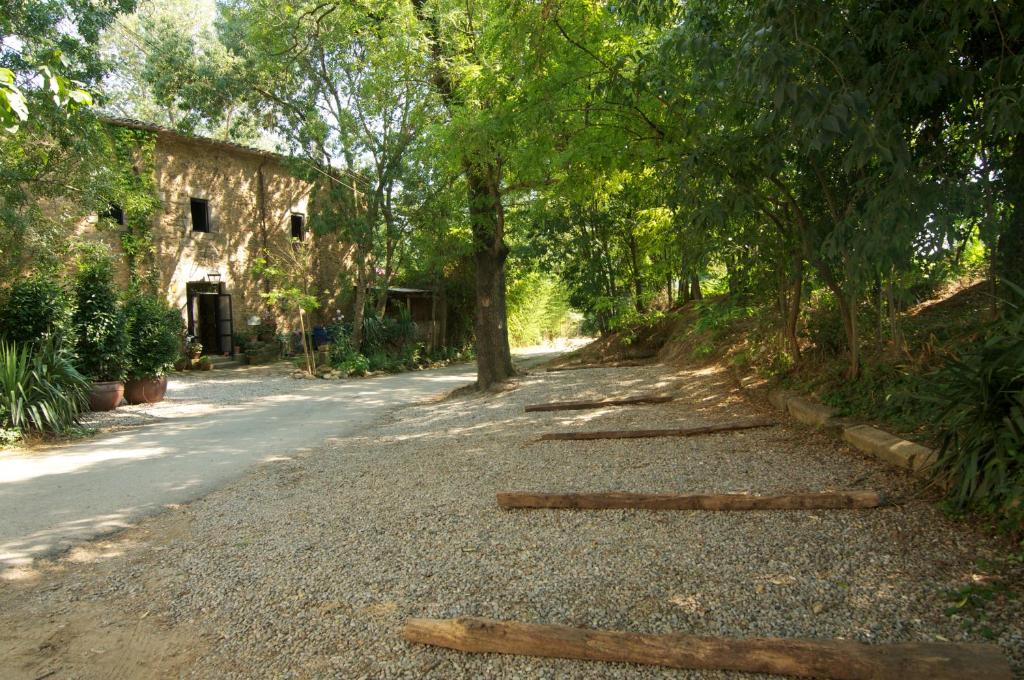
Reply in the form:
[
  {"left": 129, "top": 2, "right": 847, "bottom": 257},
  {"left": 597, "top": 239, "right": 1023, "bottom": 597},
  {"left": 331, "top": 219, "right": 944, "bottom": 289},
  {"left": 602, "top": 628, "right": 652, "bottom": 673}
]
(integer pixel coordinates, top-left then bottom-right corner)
[
  {"left": 190, "top": 198, "right": 210, "bottom": 233},
  {"left": 101, "top": 203, "right": 125, "bottom": 225},
  {"left": 291, "top": 213, "right": 305, "bottom": 240}
]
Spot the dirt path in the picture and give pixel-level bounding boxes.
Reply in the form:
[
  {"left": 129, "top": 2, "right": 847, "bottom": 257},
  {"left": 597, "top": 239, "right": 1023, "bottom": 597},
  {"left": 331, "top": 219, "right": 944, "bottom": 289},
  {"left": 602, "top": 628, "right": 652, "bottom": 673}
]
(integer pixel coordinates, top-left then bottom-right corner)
[{"left": 1, "top": 363, "right": 1021, "bottom": 679}]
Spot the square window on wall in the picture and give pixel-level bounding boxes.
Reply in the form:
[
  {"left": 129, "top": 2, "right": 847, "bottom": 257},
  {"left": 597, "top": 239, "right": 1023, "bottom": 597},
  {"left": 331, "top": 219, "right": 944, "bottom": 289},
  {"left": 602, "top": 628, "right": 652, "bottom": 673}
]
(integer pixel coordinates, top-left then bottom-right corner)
[
  {"left": 291, "top": 213, "right": 305, "bottom": 240},
  {"left": 101, "top": 203, "right": 125, "bottom": 225},
  {"left": 191, "top": 198, "right": 211, "bottom": 233}
]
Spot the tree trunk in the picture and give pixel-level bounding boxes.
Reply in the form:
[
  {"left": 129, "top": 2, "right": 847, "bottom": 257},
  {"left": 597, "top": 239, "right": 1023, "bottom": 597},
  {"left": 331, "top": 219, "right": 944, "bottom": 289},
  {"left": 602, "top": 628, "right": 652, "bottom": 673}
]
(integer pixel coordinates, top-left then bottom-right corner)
[
  {"left": 997, "top": 136, "right": 1024, "bottom": 300},
  {"left": 833, "top": 286, "right": 859, "bottom": 379},
  {"left": 873, "top": 275, "right": 883, "bottom": 352},
  {"left": 784, "top": 257, "right": 802, "bottom": 360},
  {"left": 886, "top": 275, "right": 905, "bottom": 354},
  {"left": 375, "top": 190, "right": 398, "bottom": 319},
  {"left": 351, "top": 249, "right": 368, "bottom": 352},
  {"left": 466, "top": 162, "right": 514, "bottom": 389},
  {"left": 666, "top": 273, "right": 674, "bottom": 307},
  {"left": 690, "top": 274, "right": 702, "bottom": 301},
  {"left": 627, "top": 231, "right": 643, "bottom": 313}
]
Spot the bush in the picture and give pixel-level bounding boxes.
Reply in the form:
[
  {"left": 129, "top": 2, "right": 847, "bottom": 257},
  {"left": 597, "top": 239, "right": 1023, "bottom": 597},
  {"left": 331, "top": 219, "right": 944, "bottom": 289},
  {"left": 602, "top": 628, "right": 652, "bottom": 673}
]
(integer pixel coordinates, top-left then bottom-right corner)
[
  {"left": 0, "top": 339, "right": 90, "bottom": 436},
  {"left": 804, "top": 296, "right": 847, "bottom": 356},
  {"left": 72, "top": 246, "right": 129, "bottom": 382},
  {"left": 336, "top": 352, "right": 369, "bottom": 377},
  {"left": 123, "top": 291, "right": 183, "bottom": 379},
  {"left": 367, "top": 350, "right": 399, "bottom": 372},
  {"left": 923, "top": 284, "right": 1024, "bottom": 534},
  {"left": 0, "top": 273, "right": 75, "bottom": 346},
  {"left": 327, "top": 334, "right": 370, "bottom": 376}
]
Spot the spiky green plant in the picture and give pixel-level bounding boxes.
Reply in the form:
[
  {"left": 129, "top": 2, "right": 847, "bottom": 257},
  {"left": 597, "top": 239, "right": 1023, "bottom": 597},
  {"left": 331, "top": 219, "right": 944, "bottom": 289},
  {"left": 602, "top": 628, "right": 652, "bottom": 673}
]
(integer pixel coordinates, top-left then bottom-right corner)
[
  {"left": 926, "top": 283, "right": 1024, "bottom": 533},
  {"left": 0, "top": 339, "right": 90, "bottom": 436}
]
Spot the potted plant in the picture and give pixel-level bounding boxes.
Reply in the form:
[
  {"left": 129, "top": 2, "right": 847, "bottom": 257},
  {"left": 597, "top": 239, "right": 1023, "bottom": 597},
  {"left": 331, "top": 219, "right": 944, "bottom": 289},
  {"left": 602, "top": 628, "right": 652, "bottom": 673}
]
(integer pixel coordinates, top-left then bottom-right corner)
[
  {"left": 186, "top": 338, "right": 203, "bottom": 367},
  {"left": 123, "top": 291, "right": 184, "bottom": 404},
  {"left": 198, "top": 355, "right": 213, "bottom": 371},
  {"left": 71, "top": 246, "right": 129, "bottom": 411}
]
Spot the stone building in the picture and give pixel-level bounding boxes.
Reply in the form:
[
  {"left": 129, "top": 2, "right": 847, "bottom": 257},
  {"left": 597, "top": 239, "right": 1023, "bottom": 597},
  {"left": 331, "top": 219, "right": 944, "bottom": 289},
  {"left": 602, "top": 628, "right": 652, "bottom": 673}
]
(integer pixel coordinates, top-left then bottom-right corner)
[{"left": 79, "top": 118, "right": 353, "bottom": 356}]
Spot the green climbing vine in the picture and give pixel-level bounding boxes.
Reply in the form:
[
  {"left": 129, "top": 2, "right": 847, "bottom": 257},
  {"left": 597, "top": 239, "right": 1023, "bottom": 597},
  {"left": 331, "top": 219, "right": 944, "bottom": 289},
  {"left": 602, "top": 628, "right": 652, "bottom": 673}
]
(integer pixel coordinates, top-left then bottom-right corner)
[{"left": 103, "top": 125, "right": 161, "bottom": 289}]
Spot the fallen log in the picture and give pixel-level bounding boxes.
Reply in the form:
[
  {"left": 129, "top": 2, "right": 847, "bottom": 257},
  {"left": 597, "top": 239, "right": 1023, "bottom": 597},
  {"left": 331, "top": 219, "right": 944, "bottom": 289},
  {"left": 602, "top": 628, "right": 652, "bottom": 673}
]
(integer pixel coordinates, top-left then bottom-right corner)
[
  {"left": 525, "top": 395, "right": 674, "bottom": 413},
  {"left": 538, "top": 420, "right": 776, "bottom": 441},
  {"left": 496, "top": 490, "right": 883, "bottom": 511},
  {"left": 403, "top": 617, "right": 1011, "bottom": 680},
  {"left": 545, "top": 360, "right": 650, "bottom": 372}
]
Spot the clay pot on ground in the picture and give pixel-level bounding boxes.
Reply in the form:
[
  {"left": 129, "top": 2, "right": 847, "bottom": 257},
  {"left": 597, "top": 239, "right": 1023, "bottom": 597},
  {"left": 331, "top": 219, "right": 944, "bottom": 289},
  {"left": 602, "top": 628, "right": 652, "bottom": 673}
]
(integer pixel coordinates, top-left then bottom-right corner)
[
  {"left": 124, "top": 375, "right": 168, "bottom": 405},
  {"left": 88, "top": 381, "right": 124, "bottom": 412}
]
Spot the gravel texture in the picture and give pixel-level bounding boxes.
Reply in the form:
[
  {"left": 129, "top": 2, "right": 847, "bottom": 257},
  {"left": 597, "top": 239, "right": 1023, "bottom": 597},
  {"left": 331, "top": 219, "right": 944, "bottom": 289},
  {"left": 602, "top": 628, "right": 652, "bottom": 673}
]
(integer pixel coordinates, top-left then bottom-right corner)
[{"left": 3, "top": 362, "right": 1022, "bottom": 679}]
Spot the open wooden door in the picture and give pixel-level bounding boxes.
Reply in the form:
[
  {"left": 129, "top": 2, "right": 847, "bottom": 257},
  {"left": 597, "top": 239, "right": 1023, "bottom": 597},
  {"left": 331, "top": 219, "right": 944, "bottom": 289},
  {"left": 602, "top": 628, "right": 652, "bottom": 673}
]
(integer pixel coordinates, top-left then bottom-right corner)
[{"left": 217, "top": 293, "right": 234, "bottom": 355}]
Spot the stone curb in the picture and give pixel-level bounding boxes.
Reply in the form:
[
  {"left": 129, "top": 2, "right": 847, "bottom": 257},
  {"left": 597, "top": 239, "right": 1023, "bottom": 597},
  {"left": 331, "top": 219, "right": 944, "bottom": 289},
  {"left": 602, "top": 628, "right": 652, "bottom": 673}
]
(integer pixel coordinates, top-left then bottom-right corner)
[{"left": 767, "top": 389, "right": 936, "bottom": 475}]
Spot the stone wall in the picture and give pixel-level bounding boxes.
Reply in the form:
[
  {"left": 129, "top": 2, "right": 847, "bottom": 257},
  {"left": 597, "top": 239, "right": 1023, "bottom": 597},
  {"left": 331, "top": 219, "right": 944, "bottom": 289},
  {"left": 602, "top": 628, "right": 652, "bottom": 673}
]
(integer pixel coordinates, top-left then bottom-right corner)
[{"left": 78, "top": 125, "right": 354, "bottom": 338}]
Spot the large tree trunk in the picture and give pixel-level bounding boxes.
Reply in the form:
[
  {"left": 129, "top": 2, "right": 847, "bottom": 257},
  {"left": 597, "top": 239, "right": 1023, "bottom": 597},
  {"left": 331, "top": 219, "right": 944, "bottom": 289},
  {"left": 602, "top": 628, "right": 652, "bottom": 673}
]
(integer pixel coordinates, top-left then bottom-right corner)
[
  {"left": 690, "top": 274, "right": 702, "bottom": 301},
  {"left": 466, "top": 162, "right": 514, "bottom": 389},
  {"left": 375, "top": 189, "right": 398, "bottom": 319},
  {"left": 785, "top": 257, "right": 802, "bottom": 360},
  {"left": 831, "top": 285, "right": 859, "bottom": 379},
  {"left": 997, "top": 136, "right": 1024, "bottom": 298},
  {"left": 351, "top": 248, "right": 368, "bottom": 351}
]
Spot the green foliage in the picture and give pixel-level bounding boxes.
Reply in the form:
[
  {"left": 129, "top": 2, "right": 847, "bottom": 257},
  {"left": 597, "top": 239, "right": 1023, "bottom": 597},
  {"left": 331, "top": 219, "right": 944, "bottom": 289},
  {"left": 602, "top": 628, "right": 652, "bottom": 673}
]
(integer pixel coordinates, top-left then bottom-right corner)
[
  {"left": 0, "top": 339, "right": 90, "bottom": 436},
  {"left": 71, "top": 245, "right": 128, "bottom": 382},
  {"left": 123, "top": 290, "right": 183, "bottom": 379},
  {"left": 944, "top": 579, "right": 1014, "bottom": 640},
  {"left": 358, "top": 307, "right": 418, "bottom": 358},
  {"left": 327, "top": 334, "right": 369, "bottom": 377},
  {"left": 690, "top": 300, "right": 754, "bottom": 337},
  {"left": 0, "top": 273, "right": 75, "bottom": 346},
  {"left": 106, "top": 126, "right": 161, "bottom": 286},
  {"left": 923, "top": 285, "right": 1024, "bottom": 533},
  {"left": 2, "top": 0, "right": 135, "bottom": 276},
  {"left": 333, "top": 352, "right": 370, "bottom": 377},
  {"left": 506, "top": 272, "right": 575, "bottom": 347},
  {"left": 803, "top": 297, "right": 848, "bottom": 357},
  {"left": 818, "top": 362, "right": 921, "bottom": 431}
]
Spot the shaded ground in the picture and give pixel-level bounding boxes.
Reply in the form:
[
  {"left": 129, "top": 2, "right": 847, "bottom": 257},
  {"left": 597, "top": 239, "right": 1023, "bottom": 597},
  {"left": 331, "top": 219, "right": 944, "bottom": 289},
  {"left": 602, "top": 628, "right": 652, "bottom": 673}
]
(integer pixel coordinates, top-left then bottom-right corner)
[
  {"left": 0, "top": 362, "right": 478, "bottom": 568},
  {"left": 1, "top": 361, "right": 1021, "bottom": 679}
]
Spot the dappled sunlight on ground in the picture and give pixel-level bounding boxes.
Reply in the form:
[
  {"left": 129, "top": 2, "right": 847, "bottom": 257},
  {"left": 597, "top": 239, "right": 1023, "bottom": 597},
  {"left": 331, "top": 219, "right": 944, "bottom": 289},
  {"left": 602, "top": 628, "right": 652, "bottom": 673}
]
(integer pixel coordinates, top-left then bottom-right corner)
[{"left": 1, "top": 355, "right": 1021, "bottom": 678}]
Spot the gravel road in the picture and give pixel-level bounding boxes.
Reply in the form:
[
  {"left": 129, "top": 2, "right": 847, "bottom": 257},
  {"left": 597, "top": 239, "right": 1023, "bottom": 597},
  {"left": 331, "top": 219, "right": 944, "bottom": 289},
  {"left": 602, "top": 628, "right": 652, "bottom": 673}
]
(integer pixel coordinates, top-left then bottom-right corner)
[{"left": 2, "top": 362, "right": 1021, "bottom": 679}]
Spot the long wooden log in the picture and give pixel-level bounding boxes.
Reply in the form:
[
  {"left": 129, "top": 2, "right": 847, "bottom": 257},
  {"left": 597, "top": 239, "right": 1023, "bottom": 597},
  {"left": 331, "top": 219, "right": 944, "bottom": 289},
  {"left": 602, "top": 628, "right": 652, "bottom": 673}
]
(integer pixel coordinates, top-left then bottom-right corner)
[
  {"left": 538, "top": 420, "right": 776, "bottom": 441},
  {"left": 545, "top": 360, "right": 650, "bottom": 372},
  {"left": 403, "top": 617, "right": 1011, "bottom": 680},
  {"left": 496, "top": 490, "right": 883, "bottom": 511},
  {"left": 525, "top": 395, "right": 674, "bottom": 413}
]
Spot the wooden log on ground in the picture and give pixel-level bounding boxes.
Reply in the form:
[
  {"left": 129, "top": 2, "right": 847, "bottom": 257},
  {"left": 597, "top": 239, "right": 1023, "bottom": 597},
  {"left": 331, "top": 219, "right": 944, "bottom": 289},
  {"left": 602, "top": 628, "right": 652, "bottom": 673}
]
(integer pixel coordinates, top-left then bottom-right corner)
[
  {"left": 525, "top": 395, "right": 674, "bottom": 413},
  {"left": 403, "top": 617, "right": 1011, "bottom": 680},
  {"left": 538, "top": 420, "right": 776, "bottom": 441},
  {"left": 496, "top": 490, "right": 883, "bottom": 511},
  {"left": 545, "top": 360, "right": 650, "bottom": 372}
]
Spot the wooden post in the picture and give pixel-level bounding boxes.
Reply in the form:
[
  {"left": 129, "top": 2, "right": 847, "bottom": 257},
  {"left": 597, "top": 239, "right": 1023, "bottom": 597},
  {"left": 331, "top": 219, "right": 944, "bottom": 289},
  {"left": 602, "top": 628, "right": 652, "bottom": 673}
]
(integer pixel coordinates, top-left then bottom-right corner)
[
  {"left": 525, "top": 395, "right": 674, "bottom": 413},
  {"left": 403, "top": 618, "right": 1011, "bottom": 680},
  {"left": 538, "top": 421, "right": 776, "bottom": 441},
  {"left": 496, "top": 490, "right": 883, "bottom": 511}
]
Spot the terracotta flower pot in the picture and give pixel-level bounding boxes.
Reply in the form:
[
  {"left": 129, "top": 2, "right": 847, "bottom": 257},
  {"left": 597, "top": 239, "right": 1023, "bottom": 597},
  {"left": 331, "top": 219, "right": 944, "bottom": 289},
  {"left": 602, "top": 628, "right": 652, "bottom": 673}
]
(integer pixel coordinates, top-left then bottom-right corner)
[
  {"left": 88, "top": 381, "right": 125, "bottom": 412},
  {"left": 124, "top": 375, "right": 168, "bottom": 405}
]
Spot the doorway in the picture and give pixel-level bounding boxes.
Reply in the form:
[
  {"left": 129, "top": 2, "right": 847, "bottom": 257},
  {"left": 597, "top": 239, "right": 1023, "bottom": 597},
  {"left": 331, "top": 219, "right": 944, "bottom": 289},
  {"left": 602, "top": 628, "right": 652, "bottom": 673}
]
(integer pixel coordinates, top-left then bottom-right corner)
[{"left": 186, "top": 281, "right": 234, "bottom": 356}]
